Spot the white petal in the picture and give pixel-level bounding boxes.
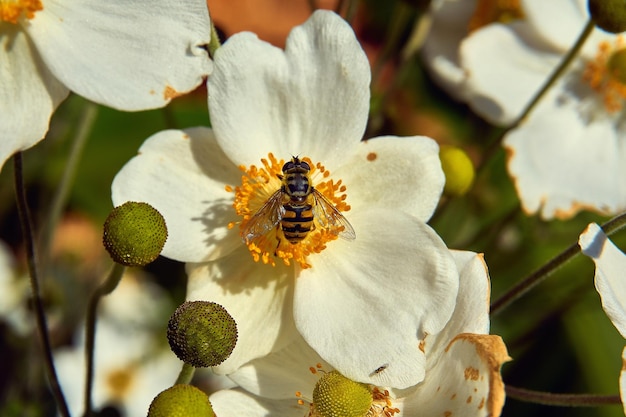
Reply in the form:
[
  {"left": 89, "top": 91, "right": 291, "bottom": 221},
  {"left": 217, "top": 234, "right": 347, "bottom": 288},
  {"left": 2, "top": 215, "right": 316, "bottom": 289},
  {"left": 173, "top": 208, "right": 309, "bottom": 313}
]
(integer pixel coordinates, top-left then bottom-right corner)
[
  {"left": 523, "top": 0, "right": 588, "bottom": 51},
  {"left": 0, "top": 26, "right": 68, "bottom": 171},
  {"left": 295, "top": 208, "right": 459, "bottom": 389},
  {"left": 402, "top": 334, "right": 510, "bottom": 417},
  {"left": 210, "top": 388, "right": 305, "bottom": 417},
  {"left": 111, "top": 127, "right": 242, "bottom": 263},
  {"left": 185, "top": 248, "right": 297, "bottom": 374},
  {"left": 579, "top": 223, "right": 626, "bottom": 338},
  {"left": 26, "top": 0, "right": 212, "bottom": 111},
  {"left": 229, "top": 336, "right": 326, "bottom": 400},
  {"left": 207, "top": 10, "right": 370, "bottom": 169},
  {"left": 460, "top": 22, "right": 559, "bottom": 125},
  {"left": 422, "top": 0, "right": 477, "bottom": 98},
  {"left": 504, "top": 101, "right": 626, "bottom": 219},
  {"left": 335, "top": 135, "right": 444, "bottom": 222}
]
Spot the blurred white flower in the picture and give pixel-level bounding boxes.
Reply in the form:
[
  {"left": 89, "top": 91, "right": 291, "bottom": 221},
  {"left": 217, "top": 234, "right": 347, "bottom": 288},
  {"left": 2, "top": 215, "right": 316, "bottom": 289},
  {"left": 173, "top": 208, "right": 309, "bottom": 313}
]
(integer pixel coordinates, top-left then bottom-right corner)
[{"left": 0, "top": 0, "right": 213, "bottom": 171}]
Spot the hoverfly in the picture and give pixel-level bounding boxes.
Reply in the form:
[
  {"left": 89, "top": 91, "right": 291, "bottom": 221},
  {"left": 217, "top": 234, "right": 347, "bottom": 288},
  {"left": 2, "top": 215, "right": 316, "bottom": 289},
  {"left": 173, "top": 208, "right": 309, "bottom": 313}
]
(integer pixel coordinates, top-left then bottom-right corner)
[{"left": 241, "top": 157, "right": 355, "bottom": 248}]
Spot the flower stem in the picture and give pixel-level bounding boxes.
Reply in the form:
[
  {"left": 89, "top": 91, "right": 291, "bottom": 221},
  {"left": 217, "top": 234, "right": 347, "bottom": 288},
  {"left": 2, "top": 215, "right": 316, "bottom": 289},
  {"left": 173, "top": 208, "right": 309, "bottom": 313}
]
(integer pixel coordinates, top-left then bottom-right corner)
[
  {"left": 40, "top": 101, "right": 98, "bottom": 270},
  {"left": 510, "top": 19, "right": 595, "bottom": 130},
  {"left": 83, "top": 262, "right": 126, "bottom": 416},
  {"left": 175, "top": 362, "right": 196, "bottom": 385},
  {"left": 13, "top": 153, "right": 71, "bottom": 417},
  {"left": 506, "top": 385, "right": 621, "bottom": 407},
  {"left": 491, "top": 211, "right": 626, "bottom": 316}
]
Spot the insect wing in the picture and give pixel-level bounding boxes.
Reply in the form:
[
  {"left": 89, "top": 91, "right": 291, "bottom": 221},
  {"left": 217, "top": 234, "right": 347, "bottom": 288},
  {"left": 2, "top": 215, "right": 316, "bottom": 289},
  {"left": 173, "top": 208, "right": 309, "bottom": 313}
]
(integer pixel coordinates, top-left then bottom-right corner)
[
  {"left": 241, "top": 190, "right": 285, "bottom": 244},
  {"left": 312, "top": 190, "right": 356, "bottom": 240}
]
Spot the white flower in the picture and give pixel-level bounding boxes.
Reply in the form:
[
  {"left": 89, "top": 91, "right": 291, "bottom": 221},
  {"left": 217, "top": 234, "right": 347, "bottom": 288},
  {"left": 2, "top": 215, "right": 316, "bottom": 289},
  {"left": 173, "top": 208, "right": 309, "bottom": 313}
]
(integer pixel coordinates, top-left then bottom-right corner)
[
  {"left": 579, "top": 223, "right": 626, "bottom": 415},
  {"left": 422, "top": 0, "right": 525, "bottom": 100},
  {"left": 208, "top": 252, "right": 510, "bottom": 417},
  {"left": 112, "top": 10, "right": 460, "bottom": 389},
  {"left": 0, "top": 0, "right": 213, "bottom": 170},
  {"left": 54, "top": 275, "right": 179, "bottom": 417},
  {"left": 459, "top": 0, "right": 626, "bottom": 219}
]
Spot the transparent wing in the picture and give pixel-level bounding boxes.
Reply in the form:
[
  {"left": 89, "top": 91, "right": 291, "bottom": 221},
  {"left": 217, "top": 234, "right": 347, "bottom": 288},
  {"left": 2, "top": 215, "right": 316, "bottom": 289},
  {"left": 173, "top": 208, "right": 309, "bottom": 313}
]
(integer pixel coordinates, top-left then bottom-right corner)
[
  {"left": 312, "top": 189, "right": 356, "bottom": 240},
  {"left": 240, "top": 190, "right": 285, "bottom": 244}
]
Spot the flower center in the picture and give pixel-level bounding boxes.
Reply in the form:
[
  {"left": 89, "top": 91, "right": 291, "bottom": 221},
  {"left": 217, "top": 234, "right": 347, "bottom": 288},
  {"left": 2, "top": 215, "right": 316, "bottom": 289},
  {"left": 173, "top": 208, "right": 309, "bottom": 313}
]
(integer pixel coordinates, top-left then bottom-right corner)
[
  {"left": 227, "top": 153, "right": 352, "bottom": 269},
  {"left": 583, "top": 36, "right": 626, "bottom": 113},
  {"left": 296, "top": 365, "right": 400, "bottom": 417},
  {"left": 467, "top": 0, "right": 524, "bottom": 32},
  {"left": 0, "top": 0, "right": 42, "bottom": 24}
]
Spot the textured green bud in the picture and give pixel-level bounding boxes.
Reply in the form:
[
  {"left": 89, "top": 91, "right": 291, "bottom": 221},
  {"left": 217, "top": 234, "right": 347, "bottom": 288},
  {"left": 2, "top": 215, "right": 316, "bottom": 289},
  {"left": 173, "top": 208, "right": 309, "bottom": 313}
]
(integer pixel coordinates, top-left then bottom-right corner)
[
  {"left": 312, "top": 371, "right": 372, "bottom": 417},
  {"left": 103, "top": 201, "right": 167, "bottom": 266},
  {"left": 440, "top": 145, "right": 475, "bottom": 196},
  {"left": 147, "top": 384, "right": 214, "bottom": 417},
  {"left": 589, "top": 0, "right": 626, "bottom": 33},
  {"left": 167, "top": 301, "right": 238, "bottom": 367},
  {"left": 609, "top": 48, "right": 626, "bottom": 83}
]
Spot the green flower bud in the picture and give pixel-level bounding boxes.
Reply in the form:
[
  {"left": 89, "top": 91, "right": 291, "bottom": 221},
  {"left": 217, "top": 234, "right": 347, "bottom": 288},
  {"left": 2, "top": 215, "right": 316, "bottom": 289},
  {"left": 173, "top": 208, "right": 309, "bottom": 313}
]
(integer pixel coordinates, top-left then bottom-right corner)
[
  {"left": 103, "top": 201, "right": 168, "bottom": 266},
  {"left": 589, "top": 0, "right": 626, "bottom": 34},
  {"left": 147, "top": 384, "right": 214, "bottom": 417},
  {"left": 167, "top": 301, "right": 238, "bottom": 367},
  {"left": 312, "top": 371, "right": 372, "bottom": 417},
  {"left": 609, "top": 48, "right": 626, "bottom": 84},
  {"left": 440, "top": 145, "right": 475, "bottom": 196}
]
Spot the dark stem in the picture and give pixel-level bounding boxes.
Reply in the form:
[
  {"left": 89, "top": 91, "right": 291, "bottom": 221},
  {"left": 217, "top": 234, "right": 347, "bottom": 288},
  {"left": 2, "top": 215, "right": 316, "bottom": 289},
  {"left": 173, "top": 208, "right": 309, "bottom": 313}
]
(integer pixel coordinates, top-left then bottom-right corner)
[
  {"left": 13, "top": 153, "right": 71, "bottom": 417},
  {"left": 83, "top": 263, "right": 126, "bottom": 416},
  {"left": 491, "top": 211, "right": 626, "bottom": 316},
  {"left": 506, "top": 385, "right": 621, "bottom": 407}
]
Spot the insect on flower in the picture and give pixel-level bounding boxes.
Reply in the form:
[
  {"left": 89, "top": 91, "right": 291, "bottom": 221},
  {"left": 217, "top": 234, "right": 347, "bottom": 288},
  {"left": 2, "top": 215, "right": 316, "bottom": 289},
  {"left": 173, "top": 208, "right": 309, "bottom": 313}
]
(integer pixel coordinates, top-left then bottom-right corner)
[{"left": 241, "top": 156, "right": 356, "bottom": 250}]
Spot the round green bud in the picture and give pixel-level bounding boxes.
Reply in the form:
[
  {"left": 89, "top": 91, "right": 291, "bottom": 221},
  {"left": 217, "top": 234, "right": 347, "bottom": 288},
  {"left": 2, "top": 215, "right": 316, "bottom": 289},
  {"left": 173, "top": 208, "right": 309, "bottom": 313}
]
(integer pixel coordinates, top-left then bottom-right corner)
[
  {"left": 312, "top": 371, "right": 372, "bottom": 417},
  {"left": 440, "top": 145, "right": 475, "bottom": 197},
  {"left": 167, "top": 301, "right": 238, "bottom": 368},
  {"left": 147, "top": 384, "right": 214, "bottom": 417},
  {"left": 103, "top": 201, "right": 168, "bottom": 266},
  {"left": 609, "top": 48, "right": 626, "bottom": 84},
  {"left": 589, "top": 0, "right": 626, "bottom": 34}
]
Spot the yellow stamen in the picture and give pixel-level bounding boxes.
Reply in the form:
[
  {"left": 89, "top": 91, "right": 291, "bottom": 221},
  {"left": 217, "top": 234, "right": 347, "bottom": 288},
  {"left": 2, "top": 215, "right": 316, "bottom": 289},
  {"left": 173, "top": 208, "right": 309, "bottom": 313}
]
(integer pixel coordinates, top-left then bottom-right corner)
[
  {"left": 227, "top": 153, "right": 351, "bottom": 269},
  {"left": 0, "top": 0, "right": 42, "bottom": 24},
  {"left": 583, "top": 36, "right": 626, "bottom": 113},
  {"left": 468, "top": 0, "right": 524, "bottom": 32}
]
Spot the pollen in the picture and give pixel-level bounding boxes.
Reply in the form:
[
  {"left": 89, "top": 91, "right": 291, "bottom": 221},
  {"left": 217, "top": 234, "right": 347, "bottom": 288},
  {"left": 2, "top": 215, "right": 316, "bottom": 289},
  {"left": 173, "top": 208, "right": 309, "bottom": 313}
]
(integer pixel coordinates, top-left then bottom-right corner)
[
  {"left": 0, "top": 0, "right": 43, "bottom": 24},
  {"left": 583, "top": 36, "right": 626, "bottom": 113},
  {"left": 467, "top": 0, "right": 524, "bottom": 32},
  {"left": 227, "top": 153, "right": 352, "bottom": 269}
]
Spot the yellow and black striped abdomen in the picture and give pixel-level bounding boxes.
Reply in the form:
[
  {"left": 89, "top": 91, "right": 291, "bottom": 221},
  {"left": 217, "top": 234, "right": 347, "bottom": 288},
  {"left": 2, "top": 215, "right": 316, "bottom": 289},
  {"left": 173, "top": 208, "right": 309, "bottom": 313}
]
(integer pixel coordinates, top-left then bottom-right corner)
[{"left": 281, "top": 203, "right": 314, "bottom": 243}]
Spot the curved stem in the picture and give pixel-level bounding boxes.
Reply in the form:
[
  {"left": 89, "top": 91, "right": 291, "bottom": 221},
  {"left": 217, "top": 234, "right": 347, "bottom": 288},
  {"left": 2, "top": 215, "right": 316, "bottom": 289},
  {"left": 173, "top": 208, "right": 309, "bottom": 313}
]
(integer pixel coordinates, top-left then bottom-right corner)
[
  {"left": 509, "top": 20, "right": 595, "bottom": 130},
  {"left": 174, "top": 362, "right": 196, "bottom": 385},
  {"left": 83, "top": 262, "right": 126, "bottom": 416},
  {"left": 491, "top": 211, "right": 626, "bottom": 316},
  {"left": 40, "top": 102, "right": 98, "bottom": 269},
  {"left": 13, "top": 153, "right": 71, "bottom": 417},
  {"left": 506, "top": 385, "right": 621, "bottom": 407}
]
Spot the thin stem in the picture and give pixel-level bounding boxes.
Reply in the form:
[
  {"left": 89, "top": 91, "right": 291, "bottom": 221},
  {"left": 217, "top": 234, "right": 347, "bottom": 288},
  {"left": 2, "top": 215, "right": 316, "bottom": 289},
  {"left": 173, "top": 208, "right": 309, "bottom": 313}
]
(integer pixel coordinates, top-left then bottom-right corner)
[
  {"left": 506, "top": 385, "right": 621, "bottom": 407},
  {"left": 83, "top": 263, "right": 126, "bottom": 416},
  {"left": 40, "top": 102, "right": 98, "bottom": 269},
  {"left": 174, "top": 363, "right": 196, "bottom": 385},
  {"left": 491, "top": 211, "right": 626, "bottom": 316},
  {"left": 13, "top": 153, "right": 71, "bottom": 417}
]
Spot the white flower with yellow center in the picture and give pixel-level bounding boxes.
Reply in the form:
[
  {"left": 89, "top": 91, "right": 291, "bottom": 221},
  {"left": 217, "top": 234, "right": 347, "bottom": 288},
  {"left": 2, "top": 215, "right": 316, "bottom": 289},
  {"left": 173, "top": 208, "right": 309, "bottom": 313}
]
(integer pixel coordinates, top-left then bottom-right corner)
[
  {"left": 459, "top": 0, "right": 626, "bottom": 218},
  {"left": 579, "top": 223, "right": 626, "bottom": 415},
  {"left": 112, "top": 10, "right": 459, "bottom": 389},
  {"left": 0, "top": 0, "right": 212, "bottom": 170},
  {"left": 208, "top": 252, "right": 510, "bottom": 417}
]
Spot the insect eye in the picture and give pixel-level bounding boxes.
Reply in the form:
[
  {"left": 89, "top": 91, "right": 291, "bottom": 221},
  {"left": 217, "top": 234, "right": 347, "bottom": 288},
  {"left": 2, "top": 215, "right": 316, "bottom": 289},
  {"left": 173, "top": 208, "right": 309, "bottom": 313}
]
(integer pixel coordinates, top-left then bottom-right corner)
[
  {"left": 299, "top": 161, "right": 311, "bottom": 170},
  {"left": 282, "top": 161, "right": 294, "bottom": 172}
]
